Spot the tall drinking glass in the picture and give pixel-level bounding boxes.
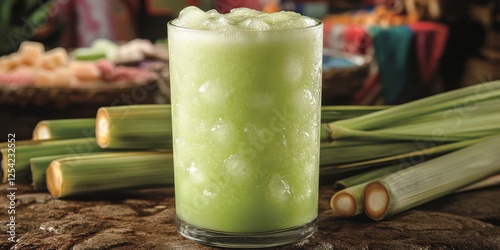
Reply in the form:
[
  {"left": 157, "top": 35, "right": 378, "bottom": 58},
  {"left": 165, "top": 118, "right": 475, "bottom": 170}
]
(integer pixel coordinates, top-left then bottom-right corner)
[{"left": 168, "top": 7, "right": 323, "bottom": 248}]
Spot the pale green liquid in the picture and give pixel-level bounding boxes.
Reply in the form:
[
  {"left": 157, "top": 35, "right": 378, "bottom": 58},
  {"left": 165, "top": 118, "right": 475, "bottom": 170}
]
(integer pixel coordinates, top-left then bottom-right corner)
[{"left": 168, "top": 23, "right": 322, "bottom": 233}]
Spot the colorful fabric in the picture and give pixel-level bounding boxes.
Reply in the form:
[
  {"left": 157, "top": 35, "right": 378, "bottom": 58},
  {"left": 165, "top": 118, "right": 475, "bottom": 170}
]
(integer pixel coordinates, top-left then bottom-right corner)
[
  {"left": 369, "top": 25, "right": 413, "bottom": 104},
  {"left": 59, "top": 0, "right": 138, "bottom": 48},
  {"left": 409, "top": 22, "right": 448, "bottom": 84},
  {"left": 344, "top": 25, "right": 372, "bottom": 54},
  {"left": 58, "top": 0, "right": 211, "bottom": 48},
  {"left": 323, "top": 16, "right": 449, "bottom": 104}
]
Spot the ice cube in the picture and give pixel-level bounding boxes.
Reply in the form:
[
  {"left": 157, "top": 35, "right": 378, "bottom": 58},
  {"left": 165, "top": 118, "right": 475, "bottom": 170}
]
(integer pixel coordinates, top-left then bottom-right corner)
[
  {"left": 191, "top": 190, "right": 210, "bottom": 211},
  {"left": 197, "top": 79, "right": 229, "bottom": 107},
  {"left": 303, "top": 160, "right": 318, "bottom": 182},
  {"left": 174, "top": 137, "right": 185, "bottom": 148},
  {"left": 240, "top": 17, "right": 271, "bottom": 31},
  {"left": 202, "top": 189, "right": 214, "bottom": 197},
  {"left": 224, "top": 12, "right": 248, "bottom": 24},
  {"left": 198, "top": 82, "right": 208, "bottom": 93},
  {"left": 211, "top": 118, "right": 234, "bottom": 144},
  {"left": 229, "top": 7, "right": 263, "bottom": 17},
  {"left": 190, "top": 119, "right": 212, "bottom": 143},
  {"left": 174, "top": 6, "right": 207, "bottom": 29},
  {"left": 187, "top": 162, "right": 205, "bottom": 183},
  {"left": 292, "top": 88, "right": 317, "bottom": 116},
  {"left": 291, "top": 88, "right": 307, "bottom": 111},
  {"left": 244, "top": 122, "right": 275, "bottom": 149},
  {"left": 265, "top": 11, "right": 299, "bottom": 25},
  {"left": 302, "top": 17, "right": 319, "bottom": 27},
  {"left": 206, "top": 9, "right": 220, "bottom": 18},
  {"left": 304, "top": 89, "right": 315, "bottom": 105},
  {"left": 267, "top": 174, "right": 291, "bottom": 206},
  {"left": 290, "top": 16, "right": 318, "bottom": 29},
  {"left": 190, "top": 187, "right": 219, "bottom": 213},
  {"left": 224, "top": 154, "right": 252, "bottom": 180},
  {"left": 202, "top": 16, "right": 229, "bottom": 30},
  {"left": 284, "top": 57, "right": 304, "bottom": 86}
]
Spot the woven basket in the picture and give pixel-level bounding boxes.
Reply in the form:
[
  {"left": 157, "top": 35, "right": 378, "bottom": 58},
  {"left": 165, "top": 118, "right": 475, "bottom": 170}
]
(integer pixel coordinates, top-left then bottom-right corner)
[
  {"left": 322, "top": 49, "right": 372, "bottom": 105},
  {"left": 0, "top": 80, "right": 159, "bottom": 109}
]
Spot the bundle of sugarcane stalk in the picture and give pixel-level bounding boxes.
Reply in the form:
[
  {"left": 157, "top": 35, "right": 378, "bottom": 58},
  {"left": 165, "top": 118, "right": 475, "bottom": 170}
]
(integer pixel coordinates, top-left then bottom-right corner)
[
  {"left": 0, "top": 80, "right": 499, "bottom": 219},
  {"left": 0, "top": 104, "right": 387, "bottom": 196},
  {"left": 330, "top": 136, "right": 500, "bottom": 219},
  {"left": 326, "top": 80, "right": 500, "bottom": 219}
]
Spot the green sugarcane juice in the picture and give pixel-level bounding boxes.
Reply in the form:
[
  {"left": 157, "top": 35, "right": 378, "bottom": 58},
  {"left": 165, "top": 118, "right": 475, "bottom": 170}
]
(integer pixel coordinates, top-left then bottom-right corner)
[{"left": 168, "top": 6, "right": 322, "bottom": 238}]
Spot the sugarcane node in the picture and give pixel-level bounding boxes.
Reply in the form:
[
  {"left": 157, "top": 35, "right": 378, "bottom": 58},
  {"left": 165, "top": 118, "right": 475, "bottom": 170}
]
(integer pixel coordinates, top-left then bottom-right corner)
[
  {"left": 33, "top": 122, "right": 50, "bottom": 140},
  {"left": 46, "top": 161, "right": 63, "bottom": 199},
  {"left": 96, "top": 109, "right": 110, "bottom": 148},
  {"left": 325, "top": 123, "right": 336, "bottom": 141},
  {"left": 331, "top": 192, "right": 357, "bottom": 217},
  {"left": 364, "top": 181, "right": 389, "bottom": 221}
]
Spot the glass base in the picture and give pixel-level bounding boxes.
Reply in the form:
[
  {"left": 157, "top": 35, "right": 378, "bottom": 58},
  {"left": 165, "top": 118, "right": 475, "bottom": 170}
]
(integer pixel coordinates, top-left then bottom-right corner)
[{"left": 177, "top": 217, "right": 318, "bottom": 248}]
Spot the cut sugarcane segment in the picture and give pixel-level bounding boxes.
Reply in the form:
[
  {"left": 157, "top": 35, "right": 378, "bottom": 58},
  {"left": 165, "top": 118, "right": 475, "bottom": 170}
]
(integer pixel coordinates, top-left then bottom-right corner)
[
  {"left": 46, "top": 151, "right": 174, "bottom": 198},
  {"left": 33, "top": 118, "right": 96, "bottom": 140},
  {"left": 96, "top": 105, "right": 172, "bottom": 149},
  {"left": 364, "top": 135, "right": 500, "bottom": 221}
]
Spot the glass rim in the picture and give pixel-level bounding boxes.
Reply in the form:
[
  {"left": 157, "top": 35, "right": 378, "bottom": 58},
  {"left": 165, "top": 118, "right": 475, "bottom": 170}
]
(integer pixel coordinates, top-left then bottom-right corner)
[{"left": 167, "top": 17, "right": 323, "bottom": 33}]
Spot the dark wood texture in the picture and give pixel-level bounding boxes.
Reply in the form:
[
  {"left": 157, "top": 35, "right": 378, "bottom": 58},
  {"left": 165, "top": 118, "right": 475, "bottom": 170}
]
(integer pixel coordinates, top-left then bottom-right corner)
[{"left": 1, "top": 184, "right": 499, "bottom": 249}]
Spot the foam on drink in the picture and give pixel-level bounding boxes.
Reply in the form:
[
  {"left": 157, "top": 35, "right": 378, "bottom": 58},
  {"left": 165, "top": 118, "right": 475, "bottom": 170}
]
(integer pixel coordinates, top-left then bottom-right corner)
[{"left": 172, "top": 6, "right": 318, "bottom": 31}]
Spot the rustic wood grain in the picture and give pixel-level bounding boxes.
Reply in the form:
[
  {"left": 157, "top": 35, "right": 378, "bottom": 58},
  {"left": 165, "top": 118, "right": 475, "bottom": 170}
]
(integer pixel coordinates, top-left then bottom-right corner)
[{"left": 1, "top": 184, "right": 499, "bottom": 249}]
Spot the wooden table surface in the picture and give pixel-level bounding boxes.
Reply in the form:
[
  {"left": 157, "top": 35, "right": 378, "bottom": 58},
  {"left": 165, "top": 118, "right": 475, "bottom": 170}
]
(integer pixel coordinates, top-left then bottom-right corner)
[{"left": 1, "top": 184, "right": 499, "bottom": 249}]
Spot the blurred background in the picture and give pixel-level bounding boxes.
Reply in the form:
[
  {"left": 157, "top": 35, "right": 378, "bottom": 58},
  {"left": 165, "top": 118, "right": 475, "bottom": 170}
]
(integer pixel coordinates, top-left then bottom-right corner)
[{"left": 0, "top": 0, "right": 498, "bottom": 140}]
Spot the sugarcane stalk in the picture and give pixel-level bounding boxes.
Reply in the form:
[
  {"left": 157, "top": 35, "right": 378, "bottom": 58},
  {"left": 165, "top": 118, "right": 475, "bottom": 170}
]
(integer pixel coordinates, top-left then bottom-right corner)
[
  {"left": 326, "top": 81, "right": 500, "bottom": 141},
  {"left": 457, "top": 174, "right": 500, "bottom": 192},
  {"left": 33, "top": 118, "right": 96, "bottom": 140},
  {"left": 333, "top": 164, "right": 405, "bottom": 191},
  {"left": 0, "top": 139, "right": 43, "bottom": 149},
  {"left": 330, "top": 163, "right": 500, "bottom": 218},
  {"left": 364, "top": 135, "right": 500, "bottom": 221},
  {"left": 321, "top": 105, "right": 389, "bottom": 123},
  {"left": 30, "top": 152, "right": 108, "bottom": 191},
  {"left": 320, "top": 140, "right": 430, "bottom": 166},
  {"left": 46, "top": 151, "right": 174, "bottom": 198},
  {"left": 1, "top": 138, "right": 111, "bottom": 183},
  {"left": 320, "top": 137, "right": 484, "bottom": 175},
  {"left": 96, "top": 105, "right": 172, "bottom": 149},
  {"left": 330, "top": 183, "right": 366, "bottom": 217},
  {"left": 330, "top": 163, "right": 412, "bottom": 217},
  {"left": 30, "top": 155, "right": 60, "bottom": 191}
]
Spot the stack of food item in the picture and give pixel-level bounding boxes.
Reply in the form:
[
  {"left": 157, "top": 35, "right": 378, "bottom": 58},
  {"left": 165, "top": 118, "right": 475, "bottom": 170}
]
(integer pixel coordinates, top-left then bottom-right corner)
[{"left": 0, "top": 40, "right": 158, "bottom": 87}]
